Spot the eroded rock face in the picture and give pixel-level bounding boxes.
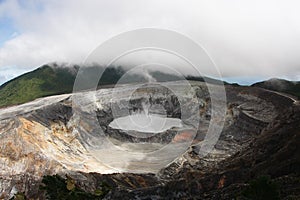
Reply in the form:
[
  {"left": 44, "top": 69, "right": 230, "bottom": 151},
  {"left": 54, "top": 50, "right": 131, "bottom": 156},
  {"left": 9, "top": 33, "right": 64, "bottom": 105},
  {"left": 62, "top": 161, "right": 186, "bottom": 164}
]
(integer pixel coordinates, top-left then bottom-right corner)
[{"left": 0, "top": 81, "right": 294, "bottom": 199}]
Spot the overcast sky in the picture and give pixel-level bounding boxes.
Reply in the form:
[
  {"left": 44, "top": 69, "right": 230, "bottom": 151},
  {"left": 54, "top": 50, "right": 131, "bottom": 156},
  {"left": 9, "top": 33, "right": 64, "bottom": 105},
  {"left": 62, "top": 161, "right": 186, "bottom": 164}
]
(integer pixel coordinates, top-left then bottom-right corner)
[{"left": 0, "top": 0, "right": 299, "bottom": 85}]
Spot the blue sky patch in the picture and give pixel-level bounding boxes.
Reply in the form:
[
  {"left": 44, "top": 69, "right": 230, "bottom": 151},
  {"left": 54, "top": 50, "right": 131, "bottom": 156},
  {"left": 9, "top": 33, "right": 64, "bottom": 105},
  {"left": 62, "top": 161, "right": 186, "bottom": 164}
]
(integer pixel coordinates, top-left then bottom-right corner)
[{"left": 0, "top": 17, "right": 18, "bottom": 47}]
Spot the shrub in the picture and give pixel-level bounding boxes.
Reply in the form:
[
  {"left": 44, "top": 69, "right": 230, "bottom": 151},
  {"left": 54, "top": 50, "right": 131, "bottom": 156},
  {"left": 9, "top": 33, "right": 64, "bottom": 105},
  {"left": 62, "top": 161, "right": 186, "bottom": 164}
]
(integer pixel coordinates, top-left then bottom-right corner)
[
  {"left": 241, "top": 176, "right": 280, "bottom": 200},
  {"left": 40, "top": 175, "right": 111, "bottom": 200}
]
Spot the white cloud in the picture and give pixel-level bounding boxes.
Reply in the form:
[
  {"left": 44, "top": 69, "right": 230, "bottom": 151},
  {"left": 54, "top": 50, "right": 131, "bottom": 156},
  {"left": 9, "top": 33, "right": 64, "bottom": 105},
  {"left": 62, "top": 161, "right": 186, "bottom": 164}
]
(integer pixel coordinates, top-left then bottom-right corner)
[
  {"left": 0, "top": 0, "right": 299, "bottom": 84},
  {"left": 0, "top": 66, "right": 31, "bottom": 85}
]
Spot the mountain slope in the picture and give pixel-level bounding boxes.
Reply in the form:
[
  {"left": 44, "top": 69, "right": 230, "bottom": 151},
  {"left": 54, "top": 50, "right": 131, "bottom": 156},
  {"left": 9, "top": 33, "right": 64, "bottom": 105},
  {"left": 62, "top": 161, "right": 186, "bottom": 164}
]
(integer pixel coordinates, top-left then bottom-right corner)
[
  {"left": 0, "top": 63, "right": 224, "bottom": 108},
  {"left": 0, "top": 64, "right": 135, "bottom": 108},
  {"left": 0, "top": 64, "right": 77, "bottom": 108},
  {"left": 252, "top": 78, "right": 300, "bottom": 99}
]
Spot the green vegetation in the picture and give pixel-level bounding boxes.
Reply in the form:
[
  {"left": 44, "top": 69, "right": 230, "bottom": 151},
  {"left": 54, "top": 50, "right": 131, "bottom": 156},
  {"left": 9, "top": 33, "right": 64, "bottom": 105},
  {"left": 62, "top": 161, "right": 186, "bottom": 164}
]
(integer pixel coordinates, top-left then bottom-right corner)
[
  {"left": 10, "top": 192, "right": 26, "bottom": 200},
  {"left": 0, "top": 65, "right": 129, "bottom": 108},
  {"left": 40, "top": 175, "right": 111, "bottom": 200},
  {"left": 241, "top": 176, "right": 280, "bottom": 200},
  {"left": 0, "top": 65, "right": 76, "bottom": 108},
  {"left": 0, "top": 65, "right": 146, "bottom": 108}
]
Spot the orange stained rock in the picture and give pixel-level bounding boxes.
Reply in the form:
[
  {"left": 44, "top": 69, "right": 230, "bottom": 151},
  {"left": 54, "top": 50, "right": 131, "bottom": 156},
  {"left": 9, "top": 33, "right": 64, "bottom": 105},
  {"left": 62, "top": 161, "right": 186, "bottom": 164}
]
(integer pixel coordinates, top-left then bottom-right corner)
[
  {"left": 172, "top": 130, "right": 195, "bottom": 143},
  {"left": 218, "top": 175, "right": 226, "bottom": 189}
]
